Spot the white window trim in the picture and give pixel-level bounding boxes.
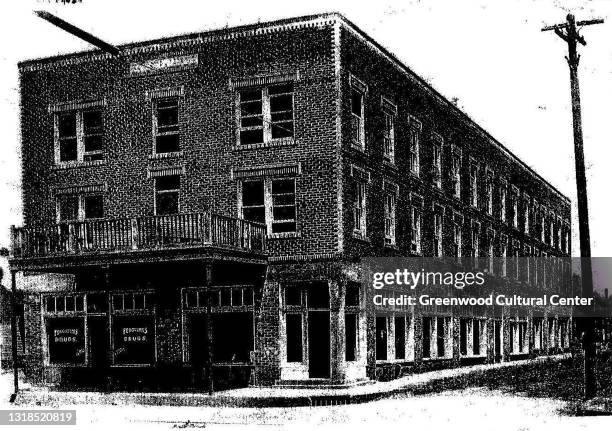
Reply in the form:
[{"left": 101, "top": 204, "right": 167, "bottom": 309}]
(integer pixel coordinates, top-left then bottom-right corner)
[
  {"left": 54, "top": 110, "right": 104, "bottom": 165},
  {"left": 408, "top": 116, "right": 422, "bottom": 177},
  {"left": 238, "top": 177, "right": 298, "bottom": 237},
  {"left": 152, "top": 97, "right": 181, "bottom": 156}
]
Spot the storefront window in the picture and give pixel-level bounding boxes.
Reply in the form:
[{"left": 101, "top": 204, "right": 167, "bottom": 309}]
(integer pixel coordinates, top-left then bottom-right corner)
[
  {"left": 112, "top": 315, "right": 156, "bottom": 365},
  {"left": 47, "top": 317, "right": 86, "bottom": 365}
]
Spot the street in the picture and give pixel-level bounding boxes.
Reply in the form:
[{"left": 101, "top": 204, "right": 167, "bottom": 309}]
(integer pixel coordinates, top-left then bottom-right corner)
[{"left": 1, "top": 373, "right": 611, "bottom": 430}]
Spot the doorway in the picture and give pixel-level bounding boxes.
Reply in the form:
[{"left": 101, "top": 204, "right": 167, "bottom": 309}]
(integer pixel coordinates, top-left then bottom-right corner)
[
  {"left": 190, "top": 315, "right": 209, "bottom": 387},
  {"left": 308, "top": 311, "right": 330, "bottom": 378},
  {"left": 88, "top": 316, "right": 109, "bottom": 370},
  {"left": 494, "top": 320, "right": 502, "bottom": 360}
]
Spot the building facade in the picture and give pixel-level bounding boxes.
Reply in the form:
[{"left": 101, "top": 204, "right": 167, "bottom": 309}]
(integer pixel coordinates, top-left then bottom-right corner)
[{"left": 9, "top": 13, "right": 572, "bottom": 390}]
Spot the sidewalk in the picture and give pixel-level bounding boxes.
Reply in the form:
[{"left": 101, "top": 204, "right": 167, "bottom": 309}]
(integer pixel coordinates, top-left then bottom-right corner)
[{"left": 14, "top": 354, "right": 572, "bottom": 408}]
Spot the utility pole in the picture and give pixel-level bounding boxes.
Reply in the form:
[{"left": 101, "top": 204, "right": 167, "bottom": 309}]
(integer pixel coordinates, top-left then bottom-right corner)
[{"left": 542, "top": 14, "right": 603, "bottom": 399}]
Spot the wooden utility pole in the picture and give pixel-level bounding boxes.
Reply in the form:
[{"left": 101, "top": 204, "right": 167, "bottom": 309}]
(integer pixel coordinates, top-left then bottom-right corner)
[{"left": 542, "top": 13, "right": 603, "bottom": 399}]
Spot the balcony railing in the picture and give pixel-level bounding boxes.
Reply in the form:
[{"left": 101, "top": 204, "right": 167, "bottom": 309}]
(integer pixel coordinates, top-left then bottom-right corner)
[{"left": 10, "top": 212, "right": 266, "bottom": 259}]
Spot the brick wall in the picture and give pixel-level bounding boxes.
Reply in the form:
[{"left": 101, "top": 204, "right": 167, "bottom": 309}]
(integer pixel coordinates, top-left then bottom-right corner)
[
  {"left": 19, "top": 21, "right": 341, "bottom": 259},
  {"left": 338, "top": 25, "right": 571, "bottom": 261}
]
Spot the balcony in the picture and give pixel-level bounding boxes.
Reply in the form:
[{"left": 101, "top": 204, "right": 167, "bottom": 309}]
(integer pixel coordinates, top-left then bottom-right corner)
[{"left": 10, "top": 212, "right": 267, "bottom": 265}]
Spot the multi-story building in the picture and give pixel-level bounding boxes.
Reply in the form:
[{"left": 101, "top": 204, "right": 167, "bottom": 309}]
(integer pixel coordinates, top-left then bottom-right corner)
[{"left": 8, "top": 13, "right": 572, "bottom": 390}]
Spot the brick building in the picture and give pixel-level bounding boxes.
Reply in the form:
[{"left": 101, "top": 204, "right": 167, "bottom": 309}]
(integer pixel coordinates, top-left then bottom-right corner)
[{"left": 8, "top": 13, "right": 572, "bottom": 390}]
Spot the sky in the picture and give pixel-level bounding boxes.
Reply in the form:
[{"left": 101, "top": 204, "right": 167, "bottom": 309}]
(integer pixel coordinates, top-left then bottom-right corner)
[{"left": 1, "top": 0, "right": 611, "bottom": 257}]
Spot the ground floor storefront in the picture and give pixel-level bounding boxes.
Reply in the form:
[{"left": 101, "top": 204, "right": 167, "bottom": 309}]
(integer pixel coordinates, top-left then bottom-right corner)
[{"left": 9, "top": 259, "right": 573, "bottom": 391}]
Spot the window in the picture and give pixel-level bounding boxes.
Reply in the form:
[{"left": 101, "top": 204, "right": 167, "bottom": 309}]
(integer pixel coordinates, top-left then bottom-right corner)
[
  {"left": 154, "top": 98, "right": 180, "bottom": 153},
  {"left": 155, "top": 175, "right": 180, "bottom": 215},
  {"left": 58, "top": 195, "right": 79, "bottom": 222},
  {"left": 55, "top": 109, "right": 104, "bottom": 163},
  {"left": 271, "top": 179, "right": 297, "bottom": 233},
  {"left": 376, "top": 316, "right": 388, "bottom": 361},
  {"left": 422, "top": 316, "right": 431, "bottom": 359},
  {"left": 410, "top": 206, "right": 422, "bottom": 253},
  {"left": 436, "top": 317, "right": 451, "bottom": 358},
  {"left": 384, "top": 193, "right": 396, "bottom": 246},
  {"left": 499, "top": 182, "right": 507, "bottom": 222},
  {"left": 450, "top": 147, "right": 461, "bottom": 198},
  {"left": 238, "top": 83, "right": 294, "bottom": 146},
  {"left": 511, "top": 187, "right": 519, "bottom": 228},
  {"left": 469, "top": 161, "right": 478, "bottom": 207},
  {"left": 350, "top": 89, "right": 365, "bottom": 148},
  {"left": 409, "top": 118, "right": 421, "bottom": 176},
  {"left": 394, "top": 316, "right": 406, "bottom": 360},
  {"left": 433, "top": 211, "right": 443, "bottom": 257},
  {"left": 83, "top": 195, "right": 104, "bottom": 219},
  {"left": 240, "top": 178, "right": 297, "bottom": 235},
  {"left": 353, "top": 182, "right": 367, "bottom": 238},
  {"left": 286, "top": 314, "right": 303, "bottom": 362},
  {"left": 345, "top": 313, "right": 358, "bottom": 361},
  {"left": 471, "top": 222, "right": 480, "bottom": 258},
  {"left": 487, "top": 229, "right": 495, "bottom": 274},
  {"left": 383, "top": 113, "right": 395, "bottom": 163},
  {"left": 432, "top": 134, "right": 443, "bottom": 188},
  {"left": 57, "top": 194, "right": 104, "bottom": 221},
  {"left": 453, "top": 221, "right": 462, "bottom": 258},
  {"left": 460, "top": 318, "right": 485, "bottom": 356},
  {"left": 523, "top": 195, "right": 530, "bottom": 235},
  {"left": 500, "top": 235, "right": 508, "bottom": 277},
  {"left": 485, "top": 171, "right": 493, "bottom": 215}
]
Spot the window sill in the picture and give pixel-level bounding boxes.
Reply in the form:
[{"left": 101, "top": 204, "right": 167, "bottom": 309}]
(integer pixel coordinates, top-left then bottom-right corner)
[
  {"left": 234, "top": 138, "right": 295, "bottom": 150},
  {"left": 384, "top": 242, "right": 398, "bottom": 250},
  {"left": 460, "top": 354, "right": 487, "bottom": 359},
  {"left": 349, "top": 142, "right": 365, "bottom": 152},
  {"left": 422, "top": 357, "right": 453, "bottom": 362},
  {"left": 383, "top": 158, "right": 395, "bottom": 167},
  {"left": 267, "top": 231, "right": 301, "bottom": 240},
  {"left": 352, "top": 232, "right": 370, "bottom": 243},
  {"left": 149, "top": 151, "right": 183, "bottom": 160},
  {"left": 54, "top": 160, "right": 106, "bottom": 170}
]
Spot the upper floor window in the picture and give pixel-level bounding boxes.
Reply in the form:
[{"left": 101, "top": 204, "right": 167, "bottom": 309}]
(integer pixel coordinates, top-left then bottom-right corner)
[
  {"left": 240, "top": 178, "right": 297, "bottom": 235},
  {"left": 238, "top": 83, "right": 294, "bottom": 146},
  {"left": 499, "top": 182, "right": 507, "bottom": 222},
  {"left": 353, "top": 181, "right": 367, "bottom": 238},
  {"left": 410, "top": 205, "right": 422, "bottom": 254},
  {"left": 471, "top": 221, "right": 480, "bottom": 258},
  {"left": 155, "top": 175, "right": 180, "bottom": 215},
  {"left": 154, "top": 98, "right": 180, "bottom": 154},
  {"left": 452, "top": 220, "right": 462, "bottom": 258},
  {"left": 523, "top": 195, "right": 530, "bottom": 235},
  {"left": 469, "top": 160, "right": 478, "bottom": 208},
  {"left": 57, "top": 194, "right": 104, "bottom": 222},
  {"left": 383, "top": 113, "right": 395, "bottom": 163},
  {"left": 450, "top": 146, "right": 461, "bottom": 198},
  {"left": 433, "top": 210, "right": 443, "bottom": 257},
  {"left": 56, "top": 109, "right": 104, "bottom": 163},
  {"left": 431, "top": 134, "right": 443, "bottom": 188},
  {"left": 485, "top": 170, "right": 493, "bottom": 215},
  {"left": 350, "top": 89, "right": 365, "bottom": 149},
  {"left": 384, "top": 193, "right": 396, "bottom": 246},
  {"left": 510, "top": 187, "right": 519, "bottom": 228},
  {"left": 408, "top": 117, "right": 422, "bottom": 176}
]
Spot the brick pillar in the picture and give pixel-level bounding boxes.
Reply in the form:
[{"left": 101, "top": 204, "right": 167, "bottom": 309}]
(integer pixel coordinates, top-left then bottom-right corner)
[
  {"left": 253, "top": 280, "right": 281, "bottom": 385},
  {"left": 329, "top": 279, "right": 346, "bottom": 383}
]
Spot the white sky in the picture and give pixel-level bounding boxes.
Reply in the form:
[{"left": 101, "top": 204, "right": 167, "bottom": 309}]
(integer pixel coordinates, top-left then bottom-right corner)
[{"left": 1, "top": 0, "right": 611, "bottom": 256}]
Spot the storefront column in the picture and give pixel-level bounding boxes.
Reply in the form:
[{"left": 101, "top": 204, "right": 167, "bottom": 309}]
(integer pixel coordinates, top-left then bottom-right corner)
[
  {"left": 10, "top": 270, "right": 19, "bottom": 401},
  {"left": 204, "top": 260, "right": 214, "bottom": 395},
  {"left": 329, "top": 279, "right": 346, "bottom": 382}
]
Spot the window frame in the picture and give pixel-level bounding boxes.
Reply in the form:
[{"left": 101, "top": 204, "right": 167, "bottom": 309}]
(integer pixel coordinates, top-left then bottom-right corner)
[
  {"left": 56, "top": 193, "right": 105, "bottom": 222},
  {"left": 154, "top": 175, "right": 181, "bottom": 216},
  {"left": 238, "top": 177, "right": 298, "bottom": 236},
  {"left": 54, "top": 108, "right": 105, "bottom": 165},
  {"left": 408, "top": 117, "right": 422, "bottom": 176},
  {"left": 152, "top": 97, "right": 181, "bottom": 155},
  {"left": 236, "top": 83, "right": 295, "bottom": 147}
]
